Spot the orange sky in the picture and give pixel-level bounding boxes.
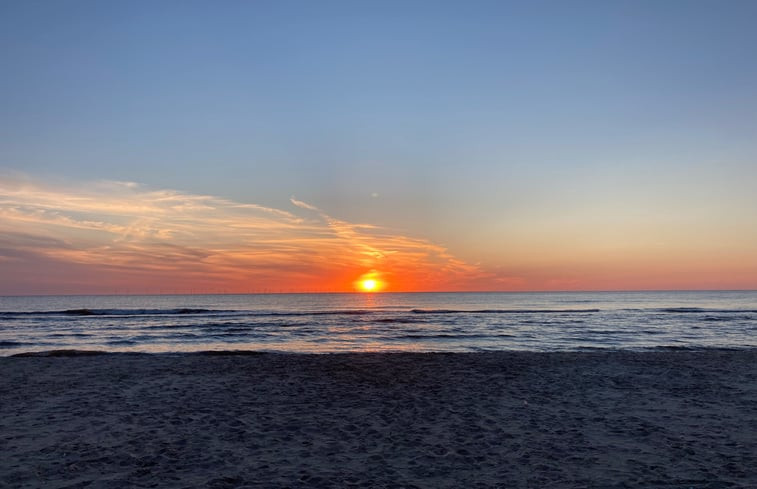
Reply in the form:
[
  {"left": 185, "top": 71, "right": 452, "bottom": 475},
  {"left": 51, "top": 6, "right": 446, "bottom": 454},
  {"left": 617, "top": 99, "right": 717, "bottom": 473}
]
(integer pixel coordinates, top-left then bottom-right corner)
[
  {"left": 0, "top": 177, "right": 487, "bottom": 294},
  {"left": 1, "top": 175, "right": 756, "bottom": 295}
]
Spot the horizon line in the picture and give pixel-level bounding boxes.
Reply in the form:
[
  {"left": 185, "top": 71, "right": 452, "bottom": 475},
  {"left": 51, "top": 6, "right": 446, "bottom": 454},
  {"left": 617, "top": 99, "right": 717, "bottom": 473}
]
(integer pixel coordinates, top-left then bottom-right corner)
[{"left": 2, "top": 288, "right": 756, "bottom": 298}]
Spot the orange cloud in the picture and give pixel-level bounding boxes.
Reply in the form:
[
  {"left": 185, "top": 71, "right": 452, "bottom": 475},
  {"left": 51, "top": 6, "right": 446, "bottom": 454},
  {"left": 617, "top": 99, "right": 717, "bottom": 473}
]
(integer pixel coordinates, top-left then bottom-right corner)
[
  {"left": 4, "top": 174, "right": 753, "bottom": 294},
  {"left": 0, "top": 176, "right": 488, "bottom": 294}
]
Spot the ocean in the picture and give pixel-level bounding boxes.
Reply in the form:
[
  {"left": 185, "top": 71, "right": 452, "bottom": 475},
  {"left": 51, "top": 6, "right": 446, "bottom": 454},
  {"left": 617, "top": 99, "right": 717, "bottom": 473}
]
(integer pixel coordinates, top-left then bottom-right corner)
[{"left": 1, "top": 291, "right": 756, "bottom": 355}]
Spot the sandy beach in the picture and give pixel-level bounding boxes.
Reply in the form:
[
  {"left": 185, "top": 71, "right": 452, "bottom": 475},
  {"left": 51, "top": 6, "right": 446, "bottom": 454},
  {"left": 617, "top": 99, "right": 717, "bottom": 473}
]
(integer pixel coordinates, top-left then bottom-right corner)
[{"left": 1, "top": 350, "right": 756, "bottom": 488}]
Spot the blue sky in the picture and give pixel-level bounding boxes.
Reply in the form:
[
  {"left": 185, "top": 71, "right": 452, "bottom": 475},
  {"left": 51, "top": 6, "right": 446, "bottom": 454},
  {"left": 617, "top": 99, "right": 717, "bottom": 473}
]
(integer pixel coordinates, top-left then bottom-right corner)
[{"left": 1, "top": 1, "right": 756, "bottom": 292}]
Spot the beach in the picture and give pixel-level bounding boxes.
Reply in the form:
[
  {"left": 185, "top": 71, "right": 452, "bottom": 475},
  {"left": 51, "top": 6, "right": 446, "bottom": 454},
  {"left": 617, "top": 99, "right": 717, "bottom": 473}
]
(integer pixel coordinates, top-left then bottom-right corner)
[{"left": 2, "top": 350, "right": 756, "bottom": 488}]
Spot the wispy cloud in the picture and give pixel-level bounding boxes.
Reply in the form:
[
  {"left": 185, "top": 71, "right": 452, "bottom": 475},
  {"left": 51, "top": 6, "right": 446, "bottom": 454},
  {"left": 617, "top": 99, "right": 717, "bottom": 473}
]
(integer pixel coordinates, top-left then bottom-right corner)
[
  {"left": 289, "top": 196, "right": 320, "bottom": 212},
  {"left": 0, "top": 175, "right": 487, "bottom": 294}
]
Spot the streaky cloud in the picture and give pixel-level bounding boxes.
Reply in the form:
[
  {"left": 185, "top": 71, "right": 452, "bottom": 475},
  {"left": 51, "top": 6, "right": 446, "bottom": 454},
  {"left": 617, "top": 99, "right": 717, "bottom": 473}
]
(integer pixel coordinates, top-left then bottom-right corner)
[
  {"left": 289, "top": 196, "right": 320, "bottom": 212},
  {"left": 0, "top": 176, "right": 488, "bottom": 294}
]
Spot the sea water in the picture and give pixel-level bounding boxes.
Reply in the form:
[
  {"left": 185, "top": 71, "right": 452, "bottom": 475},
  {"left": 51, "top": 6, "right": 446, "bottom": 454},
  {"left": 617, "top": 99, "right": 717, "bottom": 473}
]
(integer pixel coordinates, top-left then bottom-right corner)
[{"left": 1, "top": 291, "right": 756, "bottom": 355}]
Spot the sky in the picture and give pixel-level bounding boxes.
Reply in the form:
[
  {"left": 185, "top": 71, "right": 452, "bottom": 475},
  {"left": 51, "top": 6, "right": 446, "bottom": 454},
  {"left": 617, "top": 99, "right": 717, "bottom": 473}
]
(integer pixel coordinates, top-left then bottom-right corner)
[{"left": 1, "top": 0, "right": 756, "bottom": 294}]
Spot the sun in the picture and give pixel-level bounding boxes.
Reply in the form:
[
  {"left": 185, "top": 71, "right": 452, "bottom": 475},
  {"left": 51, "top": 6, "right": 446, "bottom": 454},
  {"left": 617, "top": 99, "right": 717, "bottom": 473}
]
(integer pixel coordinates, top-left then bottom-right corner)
[
  {"left": 354, "top": 272, "right": 385, "bottom": 292},
  {"left": 360, "top": 279, "right": 378, "bottom": 292}
]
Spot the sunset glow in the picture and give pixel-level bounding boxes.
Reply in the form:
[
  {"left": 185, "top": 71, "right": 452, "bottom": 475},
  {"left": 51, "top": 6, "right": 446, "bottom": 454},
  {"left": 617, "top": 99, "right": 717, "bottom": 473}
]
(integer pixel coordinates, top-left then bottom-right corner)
[
  {"left": 360, "top": 279, "right": 378, "bottom": 292},
  {"left": 353, "top": 271, "right": 386, "bottom": 293},
  {"left": 0, "top": 174, "right": 756, "bottom": 294}
]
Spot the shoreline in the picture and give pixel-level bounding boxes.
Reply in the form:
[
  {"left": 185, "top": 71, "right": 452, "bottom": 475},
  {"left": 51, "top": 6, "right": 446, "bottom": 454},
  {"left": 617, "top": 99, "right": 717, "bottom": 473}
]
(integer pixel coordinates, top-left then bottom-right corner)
[
  {"left": 6, "top": 345, "right": 757, "bottom": 358},
  {"left": 2, "top": 350, "right": 756, "bottom": 487}
]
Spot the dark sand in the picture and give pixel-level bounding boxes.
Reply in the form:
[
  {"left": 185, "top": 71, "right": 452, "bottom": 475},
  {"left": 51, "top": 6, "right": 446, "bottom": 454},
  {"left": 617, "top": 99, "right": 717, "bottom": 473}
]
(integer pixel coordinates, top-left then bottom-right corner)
[{"left": 2, "top": 350, "right": 756, "bottom": 488}]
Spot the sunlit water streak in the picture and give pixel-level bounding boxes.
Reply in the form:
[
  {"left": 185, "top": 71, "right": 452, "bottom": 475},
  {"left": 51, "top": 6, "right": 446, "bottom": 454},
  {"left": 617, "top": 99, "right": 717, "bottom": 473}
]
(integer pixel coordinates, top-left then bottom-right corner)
[{"left": 1, "top": 291, "right": 756, "bottom": 355}]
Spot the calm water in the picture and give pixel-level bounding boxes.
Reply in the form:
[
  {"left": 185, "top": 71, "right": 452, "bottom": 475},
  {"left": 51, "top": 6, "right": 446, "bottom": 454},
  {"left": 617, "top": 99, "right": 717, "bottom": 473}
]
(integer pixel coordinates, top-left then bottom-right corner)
[{"left": 1, "top": 291, "right": 756, "bottom": 355}]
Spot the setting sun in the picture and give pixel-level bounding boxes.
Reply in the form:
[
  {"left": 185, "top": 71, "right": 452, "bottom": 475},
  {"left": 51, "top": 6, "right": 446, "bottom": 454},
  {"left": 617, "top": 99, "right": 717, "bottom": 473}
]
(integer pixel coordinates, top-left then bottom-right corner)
[
  {"left": 354, "top": 271, "right": 385, "bottom": 292},
  {"left": 360, "top": 279, "right": 378, "bottom": 292}
]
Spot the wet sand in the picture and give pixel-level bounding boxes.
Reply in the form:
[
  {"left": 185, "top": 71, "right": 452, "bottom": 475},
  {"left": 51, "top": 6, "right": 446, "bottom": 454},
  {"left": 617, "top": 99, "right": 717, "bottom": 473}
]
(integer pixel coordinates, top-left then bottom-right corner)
[{"left": 1, "top": 350, "right": 756, "bottom": 488}]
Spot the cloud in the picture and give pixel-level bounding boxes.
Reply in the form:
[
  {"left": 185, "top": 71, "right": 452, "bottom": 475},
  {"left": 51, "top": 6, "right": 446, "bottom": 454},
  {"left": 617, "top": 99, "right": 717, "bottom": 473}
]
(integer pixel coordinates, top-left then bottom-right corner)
[
  {"left": 0, "top": 176, "right": 487, "bottom": 294},
  {"left": 289, "top": 196, "right": 320, "bottom": 212}
]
